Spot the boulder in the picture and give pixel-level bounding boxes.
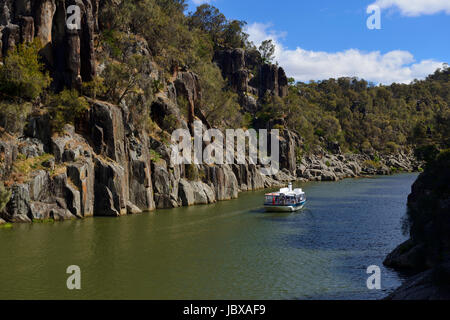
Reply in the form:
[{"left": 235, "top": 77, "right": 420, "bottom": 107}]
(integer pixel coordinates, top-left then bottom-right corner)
[
  {"left": 126, "top": 201, "right": 142, "bottom": 214},
  {"left": 129, "top": 158, "right": 155, "bottom": 211},
  {"left": 206, "top": 165, "right": 239, "bottom": 201},
  {"left": 384, "top": 239, "right": 427, "bottom": 270},
  {"left": 152, "top": 162, "right": 179, "bottom": 209},
  {"left": 321, "top": 170, "right": 338, "bottom": 182},
  {"left": 178, "top": 179, "right": 195, "bottom": 206},
  {"left": 18, "top": 138, "right": 45, "bottom": 158},
  {"left": 94, "top": 157, "right": 128, "bottom": 216},
  {"left": 66, "top": 160, "right": 95, "bottom": 217},
  {"left": 386, "top": 263, "right": 450, "bottom": 300},
  {"left": 29, "top": 201, "right": 74, "bottom": 220},
  {"left": 5, "top": 184, "right": 31, "bottom": 222},
  {"left": 28, "top": 170, "right": 50, "bottom": 201},
  {"left": 191, "top": 181, "right": 215, "bottom": 205}
]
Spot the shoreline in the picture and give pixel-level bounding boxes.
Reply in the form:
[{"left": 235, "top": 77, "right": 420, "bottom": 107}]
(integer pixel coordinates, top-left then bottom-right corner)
[{"left": 1, "top": 167, "right": 419, "bottom": 226}]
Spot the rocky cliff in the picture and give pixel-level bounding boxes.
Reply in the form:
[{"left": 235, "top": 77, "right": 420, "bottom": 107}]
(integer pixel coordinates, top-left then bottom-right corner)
[
  {"left": 384, "top": 151, "right": 450, "bottom": 299},
  {"left": 0, "top": 0, "right": 97, "bottom": 90}
]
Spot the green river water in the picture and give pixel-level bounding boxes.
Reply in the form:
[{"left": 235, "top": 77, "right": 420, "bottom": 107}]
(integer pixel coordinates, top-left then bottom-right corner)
[{"left": 0, "top": 173, "right": 417, "bottom": 299}]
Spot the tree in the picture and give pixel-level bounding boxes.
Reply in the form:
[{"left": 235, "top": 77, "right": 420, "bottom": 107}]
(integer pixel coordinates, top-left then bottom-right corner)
[
  {"left": 47, "top": 90, "right": 89, "bottom": 133},
  {"left": 0, "top": 40, "right": 50, "bottom": 101},
  {"left": 259, "top": 39, "right": 275, "bottom": 63},
  {"left": 188, "top": 4, "right": 227, "bottom": 39},
  {"left": 0, "top": 182, "right": 11, "bottom": 213}
]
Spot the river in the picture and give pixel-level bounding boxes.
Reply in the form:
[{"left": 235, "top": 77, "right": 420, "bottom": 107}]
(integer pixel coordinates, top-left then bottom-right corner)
[{"left": 0, "top": 173, "right": 417, "bottom": 300}]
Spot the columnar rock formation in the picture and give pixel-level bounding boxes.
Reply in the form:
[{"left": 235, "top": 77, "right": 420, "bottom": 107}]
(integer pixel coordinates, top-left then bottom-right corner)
[
  {"left": 213, "top": 47, "right": 289, "bottom": 115},
  {"left": 0, "top": 0, "right": 96, "bottom": 89},
  {"left": 0, "top": 1, "right": 420, "bottom": 223}
]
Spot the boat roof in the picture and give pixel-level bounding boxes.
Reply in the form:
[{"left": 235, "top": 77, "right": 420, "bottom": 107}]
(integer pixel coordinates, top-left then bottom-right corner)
[{"left": 265, "top": 188, "right": 305, "bottom": 196}]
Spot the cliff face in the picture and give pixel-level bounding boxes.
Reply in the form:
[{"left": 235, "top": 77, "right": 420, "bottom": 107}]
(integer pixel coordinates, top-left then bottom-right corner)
[
  {"left": 213, "top": 47, "right": 288, "bottom": 115},
  {"left": 0, "top": 0, "right": 97, "bottom": 90},
  {"left": 0, "top": 1, "right": 420, "bottom": 223},
  {"left": 384, "top": 151, "right": 450, "bottom": 299}
]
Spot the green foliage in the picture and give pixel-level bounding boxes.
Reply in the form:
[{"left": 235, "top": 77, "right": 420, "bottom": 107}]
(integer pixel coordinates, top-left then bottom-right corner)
[
  {"left": 363, "top": 159, "right": 382, "bottom": 169},
  {"left": 0, "top": 40, "right": 51, "bottom": 101},
  {"left": 13, "top": 153, "right": 54, "bottom": 177},
  {"left": 60, "top": 1, "right": 450, "bottom": 168},
  {"left": 0, "top": 101, "right": 32, "bottom": 134},
  {"left": 278, "top": 66, "right": 449, "bottom": 154},
  {"left": 163, "top": 114, "right": 180, "bottom": 132},
  {"left": 0, "top": 222, "right": 13, "bottom": 228},
  {"left": 151, "top": 79, "right": 164, "bottom": 94},
  {"left": 185, "top": 163, "right": 199, "bottom": 181},
  {"left": 259, "top": 39, "right": 275, "bottom": 63},
  {"left": 194, "top": 61, "right": 242, "bottom": 127},
  {"left": 414, "top": 144, "right": 441, "bottom": 166},
  {"left": 47, "top": 90, "right": 89, "bottom": 133},
  {"left": 0, "top": 41, "right": 50, "bottom": 134},
  {"left": 295, "top": 147, "right": 303, "bottom": 164},
  {"left": 0, "top": 182, "right": 11, "bottom": 213},
  {"left": 101, "top": 55, "right": 150, "bottom": 104},
  {"left": 188, "top": 4, "right": 251, "bottom": 49},
  {"left": 81, "top": 76, "right": 106, "bottom": 100},
  {"left": 149, "top": 149, "right": 162, "bottom": 162}
]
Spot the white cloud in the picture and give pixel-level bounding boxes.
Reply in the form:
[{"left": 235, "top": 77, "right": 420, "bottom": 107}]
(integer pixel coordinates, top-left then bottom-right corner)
[
  {"left": 191, "top": 0, "right": 213, "bottom": 5},
  {"left": 245, "top": 22, "right": 445, "bottom": 84},
  {"left": 369, "top": 0, "right": 450, "bottom": 16}
]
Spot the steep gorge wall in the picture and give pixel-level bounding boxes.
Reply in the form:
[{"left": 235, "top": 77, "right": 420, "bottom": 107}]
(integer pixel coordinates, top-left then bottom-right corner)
[
  {"left": 0, "top": 1, "right": 420, "bottom": 224},
  {"left": 384, "top": 153, "right": 450, "bottom": 299},
  {"left": 0, "top": 0, "right": 96, "bottom": 89}
]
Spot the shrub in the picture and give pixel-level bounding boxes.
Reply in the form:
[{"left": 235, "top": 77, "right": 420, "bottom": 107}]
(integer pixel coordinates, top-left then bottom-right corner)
[
  {"left": 0, "top": 182, "right": 11, "bottom": 213},
  {"left": 47, "top": 90, "right": 89, "bottom": 133},
  {"left": 414, "top": 144, "right": 440, "bottom": 166},
  {"left": 12, "top": 153, "right": 54, "bottom": 178},
  {"left": 81, "top": 76, "right": 106, "bottom": 99},
  {"left": 363, "top": 159, "right": 382, "bottom": 169},
  {"left": 185, "top": 163, "right": 199, "bottom": 181},
  {"left": 273, "top": 124, "right": 284, "bottom": 130},
  {"left": 163, "top": 114, "right": 180, "bottom": 132},
  {"left": 0, "top": 101, "right": 32, "bottom": 134},
  {"left": 149, "top": 149, "right": 161, "bottom": 162},
  {"left": 385, "top": 141, "right": 400, "bottom": 154},
  {"left": 0, "top": 40, "right": 51, "bottom": 101}
]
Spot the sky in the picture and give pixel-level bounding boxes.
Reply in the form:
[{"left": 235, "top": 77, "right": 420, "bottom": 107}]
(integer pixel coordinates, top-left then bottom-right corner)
[{"left": 187, "top": 0, "right": 450, "bottom": 84}]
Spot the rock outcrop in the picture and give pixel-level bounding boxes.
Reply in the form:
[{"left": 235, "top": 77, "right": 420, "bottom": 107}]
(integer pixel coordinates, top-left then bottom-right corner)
[
  {"left": 384, "top": 151, "right": 450, "bottom": 299},
  {"left": 0, "top": 2, "right": 421, "bottom": 224},
  {"left": 213, "top": 47, "right": 289, "bottom": 116},
  {"left": 0, "top": 0, "right": 97, "bottom": 89}
]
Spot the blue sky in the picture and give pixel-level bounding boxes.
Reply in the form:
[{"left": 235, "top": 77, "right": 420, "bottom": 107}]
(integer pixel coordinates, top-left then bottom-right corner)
[{"left": 187, "top": 0, "right": 450, "bottom": 84}]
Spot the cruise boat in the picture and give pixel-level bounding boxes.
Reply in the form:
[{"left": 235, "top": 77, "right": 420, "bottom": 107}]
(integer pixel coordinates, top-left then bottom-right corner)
[{"left": 264, "top": 183, "right": 306, "bottom": 212}]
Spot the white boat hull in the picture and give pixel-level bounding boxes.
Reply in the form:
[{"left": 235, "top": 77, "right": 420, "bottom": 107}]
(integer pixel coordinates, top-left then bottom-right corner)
[{"left": 264, "top": 201, "right": 306, "bottom": 212}]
